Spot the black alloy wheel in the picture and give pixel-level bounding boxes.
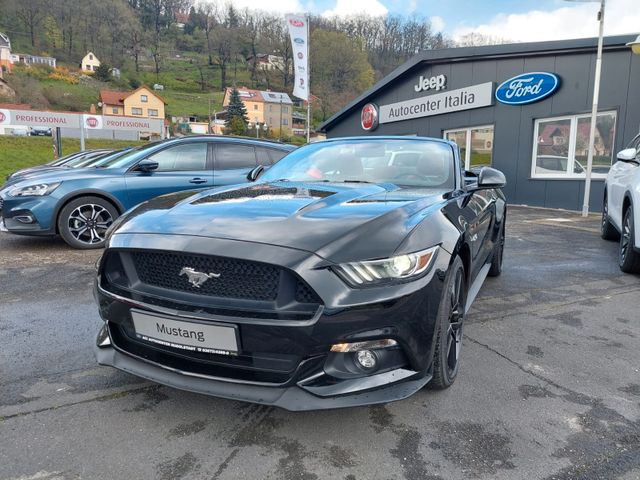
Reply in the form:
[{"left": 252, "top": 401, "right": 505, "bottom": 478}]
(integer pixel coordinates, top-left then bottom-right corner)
[
  {"left": 430, "top": 255, "right": 466, "bottom": 389},
  {"left": 601, "top": 193, "right": 619, "bottom": 241},
  {"left": 488, "top": 220, "right": 505, "bottom": 277},
  {"left": 619, "top": 205, "right": 640, "bottom": 273}
]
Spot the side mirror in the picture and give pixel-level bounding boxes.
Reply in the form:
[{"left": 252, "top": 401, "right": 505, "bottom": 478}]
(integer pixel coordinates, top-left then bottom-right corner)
[
  {"left": 617, "top": 148, "right": 638, "bottom": 163},
  {"left": 136, "top": 159, "right": 159, "bottom": 172},
  {"left": 476, "top": 167, "right": 506, "bottom": 189},
  {"left": 247, "top": 165, "right": 264, "bottom": 182}
]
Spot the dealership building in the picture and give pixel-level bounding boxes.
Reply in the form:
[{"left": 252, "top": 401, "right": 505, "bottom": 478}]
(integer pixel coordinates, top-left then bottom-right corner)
[{"left": 320, "top": 35, "right": 640, "bottom": 211}]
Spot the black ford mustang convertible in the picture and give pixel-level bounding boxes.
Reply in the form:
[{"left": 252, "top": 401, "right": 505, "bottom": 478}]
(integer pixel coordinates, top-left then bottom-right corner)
[{"left": 94, "top": 136, "right": 506, "bottom": 410}]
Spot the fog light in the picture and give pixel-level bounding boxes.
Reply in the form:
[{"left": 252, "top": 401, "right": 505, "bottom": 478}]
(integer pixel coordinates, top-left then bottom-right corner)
[
  {"left": 356, "top": 350, "right": 377, "bottom": 369},
  {"left": 14, "top": 214, "right": 34, "bottom": 224}
]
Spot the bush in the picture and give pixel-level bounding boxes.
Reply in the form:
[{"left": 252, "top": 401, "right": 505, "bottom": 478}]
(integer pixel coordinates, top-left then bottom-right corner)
[
  {"left": 94, "top": 63, "right": 111, "bottom": 82},
  {"left": 48, "top": 70, "right": 79, "bottom": 84},
  {"left": 129, "top": 78, "right": 141, "bottom": 89}
]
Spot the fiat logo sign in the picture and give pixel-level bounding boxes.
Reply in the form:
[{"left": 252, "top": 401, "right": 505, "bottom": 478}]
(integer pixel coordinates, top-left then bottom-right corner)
[
  {"left": 361, "top": 103, "right": 378, "bottom": 131},
  {"left": 86, "top": 116, "right": 98, "bottom": 127},
  {"left": 289, "top": 19, "right": 304, "bottom": 27},
  {"left": 0, "top": 111, "right": 5, "bottom": 122}
]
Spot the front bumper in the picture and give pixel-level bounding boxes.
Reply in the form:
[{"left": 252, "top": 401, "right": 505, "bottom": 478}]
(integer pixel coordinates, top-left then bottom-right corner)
[
  {"left": 95, "top": 326, "right": 431, "bottom": 411},
  {"left": 0, "top": 194, "right": 56, "bottom": 235},
  {"left": 94, "top": 233, "right": 449, "bottom": 410}
]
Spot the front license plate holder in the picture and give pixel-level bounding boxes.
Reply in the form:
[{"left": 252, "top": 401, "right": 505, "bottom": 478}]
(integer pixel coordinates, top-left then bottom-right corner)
[{"left": 130, "top": 309, "right": 239, "bottom": 356}]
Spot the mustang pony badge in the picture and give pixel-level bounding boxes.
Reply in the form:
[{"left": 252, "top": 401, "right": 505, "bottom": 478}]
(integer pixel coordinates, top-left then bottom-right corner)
[{"left": 179, "top": 267, "right": 221, "bottom": 288}]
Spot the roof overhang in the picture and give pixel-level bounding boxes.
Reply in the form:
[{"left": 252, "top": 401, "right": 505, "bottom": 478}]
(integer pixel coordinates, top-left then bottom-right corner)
[{"left": 319, "top": 34, "right": 637, "bottom": 132}]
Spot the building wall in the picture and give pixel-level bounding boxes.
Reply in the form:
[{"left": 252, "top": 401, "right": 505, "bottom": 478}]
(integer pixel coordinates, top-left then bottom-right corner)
[
  {"left": 324, "top": 48, "right": 640, "bottom": 212},
  {"left": 0, "top": 46, "right": 12, "bottom": 73},
  {"left": 123, "top": 87, "right": 165, "bottom": 119},
  {"left": 264, "top": 102, "right": 292, "bottom": 134},
  {"left": 103, "top": 104, "right": 124, "bottom": 116},
  {"left": 245, "top": 100, "right": 266, "bottom": 125},
  {"left": 82, "top": 53, "right": 100, "bottom": 72}
]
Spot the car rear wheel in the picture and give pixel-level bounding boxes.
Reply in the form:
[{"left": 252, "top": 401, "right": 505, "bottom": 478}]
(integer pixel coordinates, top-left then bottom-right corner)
[
  {"left": 488, "top": 220, "right": 505, "bottom": 277},
  {"left": 601, "top": 193, "right": 619, "bottom": 241},
  {"left": 429, "top": 256, "right": 466, "bottom": 389},
  {"left": 57, "top": 196, "right": 118, "bottom": 249},
  {"left": 619, "top": 205, "right": 640, "bottom": 273}
]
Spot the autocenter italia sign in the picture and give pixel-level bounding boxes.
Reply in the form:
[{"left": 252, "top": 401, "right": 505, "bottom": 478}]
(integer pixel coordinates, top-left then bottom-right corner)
[
  {"left": 377, "top": 82, "right": 494, "bottom": 125},
  {"left": 0, "top": 108, "right": 163, "bottom": 133}
]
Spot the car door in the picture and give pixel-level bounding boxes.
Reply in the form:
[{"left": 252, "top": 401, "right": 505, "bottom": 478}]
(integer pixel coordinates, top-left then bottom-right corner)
[
  {"left": 213, "top": 143, "right": 258, "bottom": 186},
  {"left": 124, "top": 141, "right": 213, "bottom": 207}
]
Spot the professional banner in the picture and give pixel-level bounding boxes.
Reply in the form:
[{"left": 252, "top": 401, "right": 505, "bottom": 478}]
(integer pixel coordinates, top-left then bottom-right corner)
[
  {"left": 285, "top": 14, "right": 309, "bottom": 101},
  {"left": 0, "top": 108, "right": 80, "bottom": 128},
  {"left": 0, "top": 107, "right": 163, "bottom": 134}
]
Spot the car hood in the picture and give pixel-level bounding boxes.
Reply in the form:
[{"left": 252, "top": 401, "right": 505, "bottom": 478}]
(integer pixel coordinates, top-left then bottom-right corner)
[
  {"left": 114, "top": 182, "right": 450, "bottom": 262},
  {"left": 2, "top": 166, "right": 125, "bottom": 189}
]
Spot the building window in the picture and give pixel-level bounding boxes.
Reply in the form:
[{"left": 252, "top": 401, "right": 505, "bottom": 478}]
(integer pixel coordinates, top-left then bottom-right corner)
[
  {"left": 131, "top": 107, "right": 143, "bottom": 115},
  {"left": 444, "top": 125, "right": 494, "bottom": 170},
  {"left": 532, "top": 111, "right": 616, "bottom": 178},
  {"left": 269, "top": 105, "right": 273, "bottom": 112},
  {"left": 85, "top": 65, "right": 91, "bottom": 70},
  {"left": 148, "top": 109, "right": 158, "bottom": 117},
  {"left": 140, "top": 95, "right": 148, "bottom": 103},
  {"left": 111, "top": 107, "right": 118, "bottom": 114},
  {"left": 282, "top": 106, "right": 288, "bottom": 113},
  {"left": 282, "top": 118, "right": 289, "bottom": 125},
  {"left": 253, "top": 104, "right": 258, "bottom": 110}
]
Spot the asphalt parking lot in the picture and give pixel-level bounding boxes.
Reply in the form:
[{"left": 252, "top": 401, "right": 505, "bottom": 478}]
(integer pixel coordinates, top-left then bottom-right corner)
[{"left": 1, "top": 205, "right": 639, "bottom": 480}]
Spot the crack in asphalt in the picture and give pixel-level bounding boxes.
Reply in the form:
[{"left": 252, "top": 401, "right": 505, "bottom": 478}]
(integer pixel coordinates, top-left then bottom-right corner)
[
  {"left": 465, "top": 335, "right": 640, "bottom": 480},
  {"left": 0, "top": 384, "right": 153, "bottom": 421},
  {"left": 471, "top": 284, "right": 640, "bottom": 323}
]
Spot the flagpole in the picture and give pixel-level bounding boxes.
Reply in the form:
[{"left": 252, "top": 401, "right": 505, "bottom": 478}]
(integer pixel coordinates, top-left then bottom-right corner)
[{"left": 306, "top": 14, "right": 311, "bottom": 144}]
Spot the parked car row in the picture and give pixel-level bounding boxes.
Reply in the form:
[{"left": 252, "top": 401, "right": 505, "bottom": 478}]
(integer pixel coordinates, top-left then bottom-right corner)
[
  {"left": 2, "top": 130, "right": 638, "bottom": 411},
  {"left": 0, "top": 136, "right": 295, "bottom": 248},
  {"left": 9, "top": 126, "right": 52, "bottom": 137}
]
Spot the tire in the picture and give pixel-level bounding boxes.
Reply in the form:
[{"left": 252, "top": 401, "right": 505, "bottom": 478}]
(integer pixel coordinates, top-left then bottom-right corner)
[
  {"left": 57, "top": 196, "right": 118, "bottom": 249},
  {"left": 619, "top": 204, "right": 640, "bottom": 273},
  {"left": 488, "top": 219, "right": 505, "bottom": 277},
  {"left": 601, "top": 193, "right": 619, "bottom": 241},
  {"left": 429, "top": 256, "right": 466, "bottom": 390}
]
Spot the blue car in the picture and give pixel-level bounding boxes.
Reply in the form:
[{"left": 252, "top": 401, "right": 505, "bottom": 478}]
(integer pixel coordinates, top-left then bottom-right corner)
[{"left": 0, "top": 136, "right": 295, "bottom": 249}]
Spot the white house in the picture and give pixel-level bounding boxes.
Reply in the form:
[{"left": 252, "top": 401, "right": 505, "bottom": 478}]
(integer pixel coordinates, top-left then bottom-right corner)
[{"left": 81, "top": 52, "right": 100, "bottom": 72}]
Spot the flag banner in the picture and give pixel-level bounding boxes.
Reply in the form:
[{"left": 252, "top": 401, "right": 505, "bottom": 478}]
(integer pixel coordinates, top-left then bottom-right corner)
[{"left": 285, "top": 14, "right": 309, "bottom": 101}]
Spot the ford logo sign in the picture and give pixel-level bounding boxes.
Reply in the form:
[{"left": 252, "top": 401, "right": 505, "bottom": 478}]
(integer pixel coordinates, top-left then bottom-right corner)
[
  {"left": 495, "top": 72, "right": 560, "bottom": 105},
  {"left": 294, "top": 37, "right": 304, "bottom": 44}
]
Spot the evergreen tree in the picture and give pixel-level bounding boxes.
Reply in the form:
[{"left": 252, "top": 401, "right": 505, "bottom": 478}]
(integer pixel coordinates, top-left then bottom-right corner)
[
  {"left": 225, "top": 87, "right": 248, "bottom": 135},
  {"left": 94, "top": 63, "right": 112, "bottom": 82}
]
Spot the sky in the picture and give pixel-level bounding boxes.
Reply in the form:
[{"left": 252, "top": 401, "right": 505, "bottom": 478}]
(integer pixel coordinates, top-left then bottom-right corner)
[{"left": 228, "top": 0, "right": 640, "bottom": 42}]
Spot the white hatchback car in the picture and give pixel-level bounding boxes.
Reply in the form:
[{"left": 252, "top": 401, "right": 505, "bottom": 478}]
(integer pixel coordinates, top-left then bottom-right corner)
[{"left": 602, "top": 133, "right": 640, "bottom": 273}]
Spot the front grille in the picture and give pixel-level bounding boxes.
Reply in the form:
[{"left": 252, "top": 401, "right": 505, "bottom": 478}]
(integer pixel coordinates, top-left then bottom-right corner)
[
  {"left": 132, "top": 251, "right": 281, "bottom": 301},
  {"left": 101, "top": 249, "right": 322, "bottom": 320}
]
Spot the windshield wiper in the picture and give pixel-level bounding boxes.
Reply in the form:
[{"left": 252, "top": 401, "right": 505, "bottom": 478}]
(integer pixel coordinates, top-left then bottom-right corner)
[{"left": 341, "top": 179, "right": 373, "bottom": 184}]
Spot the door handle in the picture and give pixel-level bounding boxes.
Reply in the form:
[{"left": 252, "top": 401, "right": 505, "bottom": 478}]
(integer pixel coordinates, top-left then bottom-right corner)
[{"left": 189, "top": 178, "right": 208, "bottom": 184}]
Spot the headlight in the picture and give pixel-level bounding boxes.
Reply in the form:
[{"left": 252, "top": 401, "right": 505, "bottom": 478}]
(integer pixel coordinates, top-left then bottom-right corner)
[
  {"left": 334, "top": 246, "right": 438, "bottom": 286},
  {"left": 7, "top": 182, "right": 61, "bottom": 197}
]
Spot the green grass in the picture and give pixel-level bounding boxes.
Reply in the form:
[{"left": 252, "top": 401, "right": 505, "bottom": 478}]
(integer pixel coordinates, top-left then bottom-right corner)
[
  {"left": 162, "top": 90, "right": 224, "bottom": 119},
  {"left": 0, "top": 136, "right": 146, "bottom": 181}
]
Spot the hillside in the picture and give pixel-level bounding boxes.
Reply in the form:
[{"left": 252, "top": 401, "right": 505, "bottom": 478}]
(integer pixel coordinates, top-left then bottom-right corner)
[{"left": 0, "top": 1, "right": 450, "bottom": 126}]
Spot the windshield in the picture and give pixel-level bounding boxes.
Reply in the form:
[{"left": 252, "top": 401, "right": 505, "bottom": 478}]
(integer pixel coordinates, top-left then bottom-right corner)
[
  {"left": 260, "top": 139, "right": 456, "bottom": 189},
  {"left": 94, "top": 142, "right": 160, "bottom": 168},
  {"left": 65, "top": 150, "right": 112, "bottom": 168}
]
